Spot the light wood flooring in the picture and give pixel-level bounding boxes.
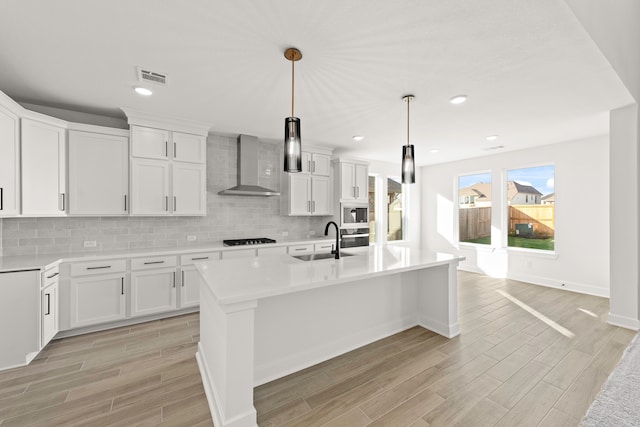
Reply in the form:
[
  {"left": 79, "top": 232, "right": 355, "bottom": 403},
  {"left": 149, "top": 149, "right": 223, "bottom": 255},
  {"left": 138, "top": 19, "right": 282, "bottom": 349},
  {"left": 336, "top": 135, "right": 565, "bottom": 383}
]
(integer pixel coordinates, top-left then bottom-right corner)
[{"left": 0, "top": 272, "right": 636, "bottom": 426}]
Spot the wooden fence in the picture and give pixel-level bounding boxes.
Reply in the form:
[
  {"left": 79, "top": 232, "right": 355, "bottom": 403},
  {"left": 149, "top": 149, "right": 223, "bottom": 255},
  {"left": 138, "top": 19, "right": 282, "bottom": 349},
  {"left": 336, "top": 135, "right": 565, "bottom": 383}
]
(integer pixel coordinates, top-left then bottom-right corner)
[
  {"left": 459, "top": 204, "right": 555, "bottom": 241},
  {"left": 459, "top": 207, "right": 491, "bottom": 241},
  {"left": 508, "top": 205, "right": 554, "bottom": 238}
]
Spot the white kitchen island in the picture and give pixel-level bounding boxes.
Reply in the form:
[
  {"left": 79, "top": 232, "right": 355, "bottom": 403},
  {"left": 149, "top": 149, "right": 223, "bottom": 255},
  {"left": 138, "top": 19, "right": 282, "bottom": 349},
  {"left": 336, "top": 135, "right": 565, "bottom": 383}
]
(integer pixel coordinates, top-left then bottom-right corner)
[{"left": 195, "top": 245, "right": 464, "bottom": 427}]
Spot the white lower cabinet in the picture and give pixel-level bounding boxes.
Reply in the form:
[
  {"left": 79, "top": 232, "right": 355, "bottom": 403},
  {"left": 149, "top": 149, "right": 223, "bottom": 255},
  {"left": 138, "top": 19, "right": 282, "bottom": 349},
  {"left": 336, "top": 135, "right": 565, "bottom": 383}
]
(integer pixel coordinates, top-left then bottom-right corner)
[
  {"left": 179, "top": 266, "right": 201, "bottom": 308},
  {"left": 41, "top": 280, "right": 59, "bottom": 347},
  {"left": 70, "top": 273, "right": 126, "bottom": 328},
  {"left": 130, "top": 268, "right": 177, "bottom": 317}
]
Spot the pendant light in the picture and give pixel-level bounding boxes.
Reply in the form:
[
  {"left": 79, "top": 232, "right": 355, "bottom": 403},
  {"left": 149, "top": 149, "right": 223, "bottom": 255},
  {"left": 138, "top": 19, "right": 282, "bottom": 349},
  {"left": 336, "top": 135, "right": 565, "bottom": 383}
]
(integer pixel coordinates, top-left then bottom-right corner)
[
  {"left": 284, "top": 47, "right": 303, "bottom": 173},
  {"left": 401, "top": 95, "right": 415, "bottom": 184}
]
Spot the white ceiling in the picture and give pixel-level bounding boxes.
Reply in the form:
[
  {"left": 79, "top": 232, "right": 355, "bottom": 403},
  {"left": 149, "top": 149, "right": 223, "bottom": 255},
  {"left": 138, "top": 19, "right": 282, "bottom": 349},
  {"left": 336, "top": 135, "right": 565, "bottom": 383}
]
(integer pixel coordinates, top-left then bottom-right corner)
[{"left": 0, "top": 0, "right": 633, "bottom": 166}]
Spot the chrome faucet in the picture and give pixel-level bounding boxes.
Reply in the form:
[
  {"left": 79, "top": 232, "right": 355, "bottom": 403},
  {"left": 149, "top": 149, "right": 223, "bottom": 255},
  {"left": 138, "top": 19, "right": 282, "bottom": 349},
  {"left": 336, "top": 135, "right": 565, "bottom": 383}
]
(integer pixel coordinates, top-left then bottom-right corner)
[{"left": 324, "top": 221, "right": 340, "bottom": 259}]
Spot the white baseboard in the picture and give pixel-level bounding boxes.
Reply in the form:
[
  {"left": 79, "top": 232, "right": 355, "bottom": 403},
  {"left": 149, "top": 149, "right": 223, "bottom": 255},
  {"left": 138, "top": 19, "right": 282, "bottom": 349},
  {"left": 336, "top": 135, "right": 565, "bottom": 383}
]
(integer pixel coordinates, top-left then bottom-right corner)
[
  {"left": 254, "top": 316, "right": 417, "bottom": 386},
  {"left": 418, "top": 314, "right": 460, "bottom": 338},
  {"left": 608, "top": 313, "right": 640, "bottom": 331},
  {"left": 506, "top": 272, "right": 609, "bottom": 298}
]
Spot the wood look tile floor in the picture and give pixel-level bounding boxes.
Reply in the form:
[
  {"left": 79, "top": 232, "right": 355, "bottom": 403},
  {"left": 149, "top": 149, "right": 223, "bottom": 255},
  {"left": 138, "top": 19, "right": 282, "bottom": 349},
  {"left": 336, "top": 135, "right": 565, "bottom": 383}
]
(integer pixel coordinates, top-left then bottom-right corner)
[{"left": 0, "top": 272, "right": 635, "bottom": 426}]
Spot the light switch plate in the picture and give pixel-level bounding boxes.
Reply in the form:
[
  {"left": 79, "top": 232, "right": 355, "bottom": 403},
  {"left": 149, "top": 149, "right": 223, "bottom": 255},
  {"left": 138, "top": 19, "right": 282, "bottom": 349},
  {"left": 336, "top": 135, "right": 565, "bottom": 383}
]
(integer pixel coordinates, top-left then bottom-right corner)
[
  {"left": 83, "top": 241, "right": 97, "bottom": 248},
  {"left": 187, "top": 235, "right": 197, "bottom": 241}
]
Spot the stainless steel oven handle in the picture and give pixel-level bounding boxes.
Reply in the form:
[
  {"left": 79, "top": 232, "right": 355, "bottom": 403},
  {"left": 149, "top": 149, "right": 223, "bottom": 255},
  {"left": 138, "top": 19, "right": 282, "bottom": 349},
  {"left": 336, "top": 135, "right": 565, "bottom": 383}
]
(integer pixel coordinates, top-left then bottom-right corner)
[{"left": 341, "top": 233, "right": 370, "bottom": 238}]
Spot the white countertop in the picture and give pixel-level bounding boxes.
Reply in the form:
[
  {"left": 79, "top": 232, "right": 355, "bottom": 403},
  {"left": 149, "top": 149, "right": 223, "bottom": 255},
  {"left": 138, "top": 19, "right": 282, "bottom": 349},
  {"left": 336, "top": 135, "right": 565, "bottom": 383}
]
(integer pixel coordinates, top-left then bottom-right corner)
[
  {"left": 196, "top": 246, "right": 464, "bottom": 305},
  {"left": 0, "top": 236, "right": 334, "bottom": 272}
]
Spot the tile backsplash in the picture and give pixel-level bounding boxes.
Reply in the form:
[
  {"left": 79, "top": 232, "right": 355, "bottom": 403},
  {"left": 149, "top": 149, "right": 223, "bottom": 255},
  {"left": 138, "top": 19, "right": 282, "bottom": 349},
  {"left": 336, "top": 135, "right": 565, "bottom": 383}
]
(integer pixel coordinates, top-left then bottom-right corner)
[{"left": 0, "top": 134, "right": 329, "bottom": 257}]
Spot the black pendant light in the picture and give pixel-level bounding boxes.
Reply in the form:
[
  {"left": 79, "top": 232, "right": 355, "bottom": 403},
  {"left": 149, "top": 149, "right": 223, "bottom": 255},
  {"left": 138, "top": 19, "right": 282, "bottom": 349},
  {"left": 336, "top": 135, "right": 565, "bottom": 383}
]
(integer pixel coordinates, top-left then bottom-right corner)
[
  {"left": 284, "top": 48, "right": 303, "bottom": 173},
  {"left": 401, "top": 95, "right": 415, "bottom": 184}
]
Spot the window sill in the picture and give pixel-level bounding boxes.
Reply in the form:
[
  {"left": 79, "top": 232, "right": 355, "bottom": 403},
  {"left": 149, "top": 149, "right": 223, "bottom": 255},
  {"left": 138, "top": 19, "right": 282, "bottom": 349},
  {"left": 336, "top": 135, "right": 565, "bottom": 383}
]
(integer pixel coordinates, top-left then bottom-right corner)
[{"left": 506, "top": 246, "right": 558, "bottom": 259}]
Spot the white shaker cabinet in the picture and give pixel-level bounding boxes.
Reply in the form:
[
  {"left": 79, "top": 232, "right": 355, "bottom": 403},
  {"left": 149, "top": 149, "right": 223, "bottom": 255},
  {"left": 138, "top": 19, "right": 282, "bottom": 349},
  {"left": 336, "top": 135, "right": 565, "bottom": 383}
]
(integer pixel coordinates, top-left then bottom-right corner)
[
  {"left": 130, "top": 268, "right": 178, "bottom": 317},
  {"left": 41, "top": 280, "right": 59, "bottom": 347},
  {"left": 0, "top": 101, "right": 20, "bottom": 217},
  {"left": 21, "top": 117, "right": 67, "bottom": 216},
  {"left": 172, "top": 163, "right": 206, "bottom": 215},
  {"left": 172, "top": 131, "right": 206, "bottom": 164},
  {"left": 302, "top": 151, "right": 330, "bottom": 176},
  {"left": 284, "top": 174, "right": 331, "bottom": 216},
  {"left": 68, "top": 128, "right": 129, "bottom": 215},
  {"left": 131, "top": 159, "right": 170, "bottom": 215},
  {"left": 70, "top": 273, "right": 126, "bottom": 328},
  {"left": 337, "top": 161, "right": 368, "bottom": 202},
  {"left": 179, "top": 266, "right": 201, "bottom": 308},
  {"left": 311, "top": 175, "right": 331, "bottom": 215},
  {"left": 130, "top": 126, "right": 170, "bottom": 160}
]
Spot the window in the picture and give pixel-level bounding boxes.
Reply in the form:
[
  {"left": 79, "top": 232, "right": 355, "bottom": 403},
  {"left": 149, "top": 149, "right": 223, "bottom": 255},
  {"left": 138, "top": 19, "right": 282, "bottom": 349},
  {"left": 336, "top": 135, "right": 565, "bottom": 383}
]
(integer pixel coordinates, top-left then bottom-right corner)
[
  {"left": 458, "top": 173, "right": 492, "bottom": 245},
  {"left": 368, "top": 175, "right": 376, "bottom": 243},
  {"left": 507, "top": 165, "right": 555, "bottom": 251},
  {"left": 387, "top": 177, "right": 404, "bottom": 241}
]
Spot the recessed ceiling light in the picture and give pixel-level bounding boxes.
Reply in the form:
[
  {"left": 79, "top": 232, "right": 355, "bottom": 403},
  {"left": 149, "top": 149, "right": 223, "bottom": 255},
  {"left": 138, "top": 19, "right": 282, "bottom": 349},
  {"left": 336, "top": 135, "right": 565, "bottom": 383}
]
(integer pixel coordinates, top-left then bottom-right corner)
[
  {"left": 430, "top": 149, "right": 439, "bottom": 153},
  {"left": 449, "top": 95, "right": 467, "bottom": 105},
  {"left": 352, "top": 135, "right": 364, "bottom": 141},
  {"left": 485, "top": 135, "right": 499, "bottom": 141},
  {"left": 134, "top": 87, "right": 153, "bottom": 96}
]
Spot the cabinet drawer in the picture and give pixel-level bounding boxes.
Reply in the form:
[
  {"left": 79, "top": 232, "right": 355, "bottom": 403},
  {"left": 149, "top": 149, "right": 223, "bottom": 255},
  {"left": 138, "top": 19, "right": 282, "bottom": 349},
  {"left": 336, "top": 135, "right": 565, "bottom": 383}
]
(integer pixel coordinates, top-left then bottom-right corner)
[
  {"left": 288, "top": 244, "right": 314, "bottom": 254},
  {"left": 70, "top": 260, "right": 127, "bottom": 277},
  {"left": 221, "top": 249, "right": 256, "bottom": 259},
  {"left": 180, "top": 252, "right": 220, "bottom": 265},
  {"left": 257, "top": 246, "right": 287, "bottom": 256},
  {"left": 314, "top": 242, "right": 335, "bottom": 252},
  {"left": 42, "top": 264, "right": 60, "bottom": 287},
  {"left": 131, "top": 256, "right": 177, "bottom": 270}
]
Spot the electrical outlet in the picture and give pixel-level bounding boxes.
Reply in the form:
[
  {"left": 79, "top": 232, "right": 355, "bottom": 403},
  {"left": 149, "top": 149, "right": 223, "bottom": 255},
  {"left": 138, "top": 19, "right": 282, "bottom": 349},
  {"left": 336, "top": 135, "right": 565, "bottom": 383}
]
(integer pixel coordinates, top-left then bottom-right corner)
[
  {"left": 187, "top": 235, "right": 197, "bottom": 241},
  {"left": 282, "top": 231, "right": 289, "bottom": 237},
  {"left": 309, "top": 230, "right": 316, "bottom": 235},
  {"left": 83, "top": 240, "right": 97, "bottom": 248}
]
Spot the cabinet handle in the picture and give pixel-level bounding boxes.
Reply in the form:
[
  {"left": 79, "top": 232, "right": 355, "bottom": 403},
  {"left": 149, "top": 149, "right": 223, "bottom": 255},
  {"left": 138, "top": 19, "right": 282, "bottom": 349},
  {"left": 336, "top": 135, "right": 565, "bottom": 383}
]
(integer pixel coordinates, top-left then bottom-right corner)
[
  {"left": 307, "top": 160, "right": 311, "bottom": 172},
  {"left": 312, "top": 200, "right": 315, "bottom": 213},
  {"left": 165, "top": 196, "right": 169, "bottom": 211},
  {"left": 173, "top": 271, "right": 176, "bottom": 288},
  {"left": 191, "top": 256, "right": 209, "bottom": 260},
  {"left": 45, "top": 293, "right": 51, "bottom": 315},
  {"left": 143, "top": 260, "right": 165, "bottom": 265},
  {"left": 353, "top": 186, "right": 356, "bottom": 197},
  {"left": 121, "top": 277, "right": 124, "bottom": 295},
  {"left": 174, "top": 196, "right": 177, "bottom": 212},
  {"left": 356, "top": 187, "right": 359, "bottom": 198},
  {"left": 307, "top": 200, "right": 311, "bottom": 212},
  {"left": 174, "top": 142, "right": 177, "bottom": 158},
  {"left": 124, "top": 195, "right": 127, "bottom": 212},
  {"left": 0, "top": 187, "right": 3, "bottom": 210},
  {"left": 181, "top": 269, "right": 185, "bottom": 287},
  {"left": 165, "top": 141, "right": 168, "bottom": 157},
  {"left": 46, "top": 272, "right": 59, "bottom": 279},
  {"left": 87, "top": 265, "right": 111, "bottom": 270},
  {"left": 312, "top": 161, "right": 316, "bottom": 173},
  {"left": 59, "top": 193, "right": 66, "bottom": 211},
  {"left": 294, "top": 248, "right": 306, "bottom": 251}
]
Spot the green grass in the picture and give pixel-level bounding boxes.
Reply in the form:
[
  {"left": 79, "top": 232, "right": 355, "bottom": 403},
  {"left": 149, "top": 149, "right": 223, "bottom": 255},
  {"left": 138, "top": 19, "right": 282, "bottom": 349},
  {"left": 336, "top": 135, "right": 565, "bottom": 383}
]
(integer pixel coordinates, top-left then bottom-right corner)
[{"left": 461, "top": 235, "right": 555, "bottom": 251}]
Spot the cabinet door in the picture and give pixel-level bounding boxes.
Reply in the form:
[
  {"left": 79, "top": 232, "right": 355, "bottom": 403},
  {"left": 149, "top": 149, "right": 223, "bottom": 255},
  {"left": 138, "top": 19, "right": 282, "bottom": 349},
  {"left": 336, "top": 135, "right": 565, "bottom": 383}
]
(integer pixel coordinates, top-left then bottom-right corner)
[
  {"left": 68, "top": 131, "right": 129, "bottom": 215},
  {"left": 130, "top": 158, "right": 170, "bottom": 215},
  {"left": 289, "top": 174, "right": 311, "bottom": 215},
  {"left": 0, "top": 104, "right": 20, "bottom": 216},
  {"left": 130, "top": 268, "right": 177, "bottom": 317},
  {"left": 354, "top": 164, "right": 368, "bottom": 201},
  {"left": 21, "top": 118, "right": 66, "bottom": 216},
  {"left": 41, "top": 281, "right": 59, "bottom": 348},
  {"left": 131, "top": 126, "right": 170, "bottom": 160},
  {"left": 70, "top": 274, "right": 126, "bottom": 328},
  {"left": 311, "top": 176, "right": 331, "bottom": 215},
  {"left": 172, "top": 132, "right": 206, "bottom": 164},
  {"left": 172, "top": 163, "right": 206, "bottom": 215},
  {"left": 311, "top": 153, "right": 331, "bottom": 176},
  {"left": 180, "top": 266, "right": 200, "bottom": 308},
  {"left": 340, "top": 162, "right": 356, "bottom": 200},
  {"left": 301, "top": 152, "right": 312, "bottom": 174}
]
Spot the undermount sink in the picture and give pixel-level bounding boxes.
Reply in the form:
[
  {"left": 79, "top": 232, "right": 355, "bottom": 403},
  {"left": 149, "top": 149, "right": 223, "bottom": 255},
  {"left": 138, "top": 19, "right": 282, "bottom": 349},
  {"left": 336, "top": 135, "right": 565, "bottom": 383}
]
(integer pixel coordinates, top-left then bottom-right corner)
[{"left": 292, "top": 252, "right": 356, "bottom": 261}]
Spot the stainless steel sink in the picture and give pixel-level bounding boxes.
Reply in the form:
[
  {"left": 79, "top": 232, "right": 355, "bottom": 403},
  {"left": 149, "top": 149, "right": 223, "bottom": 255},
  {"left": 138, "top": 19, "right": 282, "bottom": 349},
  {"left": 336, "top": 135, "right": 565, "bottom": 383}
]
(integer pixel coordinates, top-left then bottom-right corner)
[{"left": 292, "top": 252, "right": 355, "bottom": 261}]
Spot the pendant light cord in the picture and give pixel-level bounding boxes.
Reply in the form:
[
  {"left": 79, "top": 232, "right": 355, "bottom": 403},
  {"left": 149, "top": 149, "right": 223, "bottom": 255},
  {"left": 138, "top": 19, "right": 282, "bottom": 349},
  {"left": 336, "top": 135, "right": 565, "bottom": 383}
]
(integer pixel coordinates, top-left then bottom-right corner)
[
  {"left": 406, "top": 96, "right": 410, "bottom": 147},
  {"left": 291, "top": 58, "right": 295, "bottom": 118}
]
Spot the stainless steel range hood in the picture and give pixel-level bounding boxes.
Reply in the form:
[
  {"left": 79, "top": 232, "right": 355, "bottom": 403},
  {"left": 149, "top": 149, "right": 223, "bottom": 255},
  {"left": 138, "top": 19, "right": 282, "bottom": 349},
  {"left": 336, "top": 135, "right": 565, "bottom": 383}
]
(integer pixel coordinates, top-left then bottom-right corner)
[{"left": 218, "top": 135, "right": 280, "bottom": 197}]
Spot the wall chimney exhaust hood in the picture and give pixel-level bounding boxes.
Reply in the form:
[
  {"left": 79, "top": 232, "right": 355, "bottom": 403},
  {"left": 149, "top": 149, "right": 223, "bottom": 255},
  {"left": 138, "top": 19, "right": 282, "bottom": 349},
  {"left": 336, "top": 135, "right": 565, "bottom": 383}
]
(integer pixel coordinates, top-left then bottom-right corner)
[{"left": 218, "top": 135, "right": 280, "bottom": 197}]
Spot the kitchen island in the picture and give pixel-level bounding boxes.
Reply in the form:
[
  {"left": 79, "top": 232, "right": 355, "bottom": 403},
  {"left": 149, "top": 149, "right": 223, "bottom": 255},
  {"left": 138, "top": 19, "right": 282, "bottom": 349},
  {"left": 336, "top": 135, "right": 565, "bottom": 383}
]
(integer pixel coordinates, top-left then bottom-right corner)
[{"left": 195, "top": 246, "right": 464, "bottom": 427}]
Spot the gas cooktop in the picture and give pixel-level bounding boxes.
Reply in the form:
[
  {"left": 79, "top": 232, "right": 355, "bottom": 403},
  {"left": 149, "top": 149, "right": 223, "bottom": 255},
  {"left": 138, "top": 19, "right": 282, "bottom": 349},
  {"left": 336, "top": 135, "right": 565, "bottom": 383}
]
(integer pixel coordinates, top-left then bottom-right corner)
[{"left": 223, "top": 238, "right": 277, "bottom": 246}]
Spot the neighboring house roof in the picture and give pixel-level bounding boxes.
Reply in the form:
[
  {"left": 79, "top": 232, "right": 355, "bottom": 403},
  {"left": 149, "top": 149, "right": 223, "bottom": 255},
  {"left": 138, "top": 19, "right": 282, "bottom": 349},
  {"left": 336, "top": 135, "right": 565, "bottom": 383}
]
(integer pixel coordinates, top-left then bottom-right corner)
[
  {"left": 507, "top": 181, "right": 542, "bottom": 200},
  {"left": 459, "top": 181, "right": 542, "bottom": 203},
  {"left": 542, "top": 192, "right": 555, "bottom": 202}
]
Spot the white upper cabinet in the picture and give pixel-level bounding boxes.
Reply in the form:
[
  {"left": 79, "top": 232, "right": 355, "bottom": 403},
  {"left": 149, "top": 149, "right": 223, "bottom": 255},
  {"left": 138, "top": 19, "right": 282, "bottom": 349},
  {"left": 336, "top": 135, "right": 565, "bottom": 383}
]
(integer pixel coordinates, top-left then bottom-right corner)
[
  {"left": 288, "top": 174, "right": 312, "bottom": 215},
  {"left": 172, "top": 163, "right": 206, "bottom": 215},
  {"left": 21, "top": 117, "right": 67, "bottom": 216},
  {"left": 123, "top": 111, "right": 210, "bottom": 217},
  {"left": 0, "top": 98, "right": 20, "bottom": 217},
  {"left": 68, "top": 127, "right": 129, "bottom": 216},
  {"left": 281, "top": 145, "right": 333, "bottom": 216},
  {"left": 337, "top": 160, "right": 368, "bottom": 201},
  {"left": 131, "top": 126, "right": 170, "bottom": 160},
  {"left": 172, "top": 131, "right": 206, "bottom": 164},
  {"left": 301, "top": 151, "right": 330, "bottom": 176},
  {"left": 311, "top": 175, "right": 331, "bottom": 215}
]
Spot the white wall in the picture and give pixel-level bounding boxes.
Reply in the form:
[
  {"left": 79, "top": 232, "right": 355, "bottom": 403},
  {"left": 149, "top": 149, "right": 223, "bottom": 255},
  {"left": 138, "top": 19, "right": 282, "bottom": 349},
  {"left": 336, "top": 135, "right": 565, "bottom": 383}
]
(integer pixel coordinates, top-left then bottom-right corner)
[
  {"left": 368, "top": 159, "right": 421, "bottom": 247},
  {"left": 421, "top": 136, "right": 609, "bottom": 297}
]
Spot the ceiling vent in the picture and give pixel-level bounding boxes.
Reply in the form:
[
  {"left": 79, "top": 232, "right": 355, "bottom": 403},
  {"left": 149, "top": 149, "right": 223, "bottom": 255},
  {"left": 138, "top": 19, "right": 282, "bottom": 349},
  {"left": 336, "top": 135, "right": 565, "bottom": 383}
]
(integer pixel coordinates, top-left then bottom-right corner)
[{"left": 137, "top": 67, "right": 168, "bottom": 86}]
